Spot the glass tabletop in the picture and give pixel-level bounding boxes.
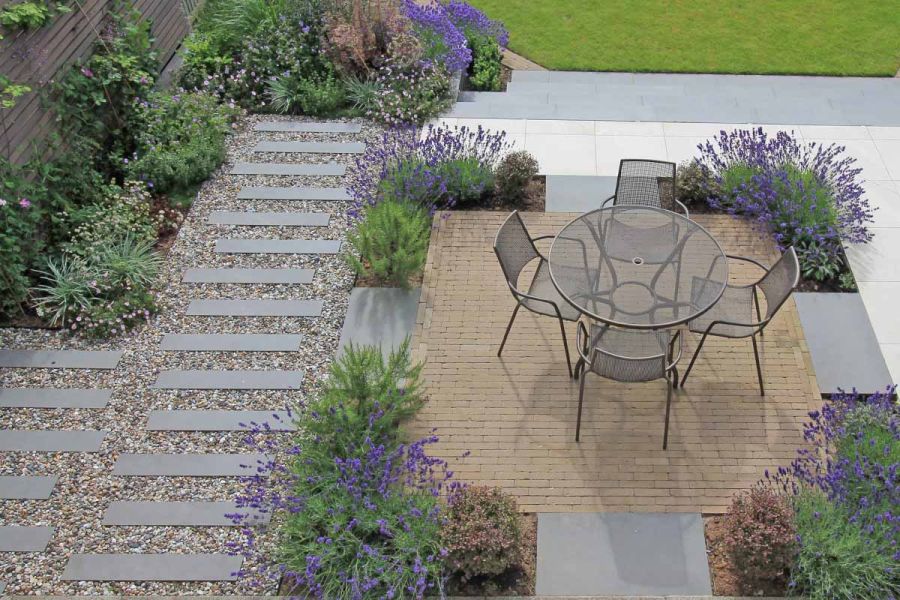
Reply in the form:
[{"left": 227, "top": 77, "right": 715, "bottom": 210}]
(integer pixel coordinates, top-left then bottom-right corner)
[{"left": 547, "top": 206, "right": 728, "bottom": 329}]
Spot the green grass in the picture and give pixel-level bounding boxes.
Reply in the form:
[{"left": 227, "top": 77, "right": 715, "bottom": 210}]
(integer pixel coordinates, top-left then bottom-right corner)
[{"left": 469, "top": 0, "right": 900, "bottom": 76}]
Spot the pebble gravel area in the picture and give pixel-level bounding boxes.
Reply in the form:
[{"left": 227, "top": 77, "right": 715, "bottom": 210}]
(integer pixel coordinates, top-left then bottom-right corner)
[{"left": 0, "top": 115, "right": 380, "bottom": 595}]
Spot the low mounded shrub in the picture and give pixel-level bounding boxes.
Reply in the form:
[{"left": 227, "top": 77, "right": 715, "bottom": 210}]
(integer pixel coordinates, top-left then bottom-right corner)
[
  {"left": 65, "top": 181, "right": 161, "bottom": 258},
  {"left": 468, "top": 35, "right": 502, "bottom": 91},
  {"left": 494, "top": 150, "right": 539, "bottom": 205},
  {"left": 675, "top": 159, "right": 717, "bottom": 207},
  {"left": 368, "top": 57, "right": 452, "bottom": 126},
  {"left": 442, "top": 485, "right": 525, "bottom": 585},
  {"left": 723, "top": 485, "right": 797, "bottom": 587}
]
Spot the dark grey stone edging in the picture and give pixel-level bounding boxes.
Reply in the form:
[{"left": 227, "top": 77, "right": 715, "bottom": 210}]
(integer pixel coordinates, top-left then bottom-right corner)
[{"left": 337, "top": 287, "right": 421, "bottom": 356}]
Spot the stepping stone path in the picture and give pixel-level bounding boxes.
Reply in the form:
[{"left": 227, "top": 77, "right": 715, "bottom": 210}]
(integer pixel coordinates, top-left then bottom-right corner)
[
  {"left": 102, "top": 500, "right": 271, "bottom": 526},
  {"left": 231, "top": 162, "right": 345, "bottom": 176},
  {"left": 186, "top": 299, "right": 323, "bottom": 316},
  {"left": 0, "top": 430, "right": 106, "bottom": 452},
  {"left": 159, "top": 333, "right": 303, "bottom": 352},
  {"left": 62, "top": 554, "right": 242, "bottom": 581},
  {"left": 0, "top": 475, "right": 58, "bottom": 499},
  {"left": 112, "top": 453, "right": 270, "bottom": 476},
  {"left": 182, "top": 267, "right": 314, "bottom": 284},
  {"left": 254, "top": 121, "right": 361, "bottom": 133},
  {"left": 237, "top": 186, "right": 349, "bottom": 200},
  {"left": 214, "top": 239, "right": 341, "bottom": 254},
  {"left": 0, "top": 388, "right": 111, "bottom": 408},
  {"left": 208, "top": 211, "right": 330, "bottom": 226},
  {"left": 152, "top": 370, "right": 304, "bottom": 390},
  {"left": 253, "top": 140, "right": 365, "bottom": 153},
  {"left": 0, "top": 526, "right": 54, "bottom": 552},
  {"left": 0, "top": 350, "right": 122, "bottom": 369},
  {"left": 147, "top": 410, "right": 295, "bottom": 431}
]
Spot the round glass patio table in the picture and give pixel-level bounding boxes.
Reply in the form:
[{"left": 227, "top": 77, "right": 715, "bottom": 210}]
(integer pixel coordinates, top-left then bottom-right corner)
[{"left": 547, "top": 206, "right": 728, "bottom": 329}]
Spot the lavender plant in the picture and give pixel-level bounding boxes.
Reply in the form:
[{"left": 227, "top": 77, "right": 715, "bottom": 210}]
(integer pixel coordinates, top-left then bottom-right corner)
[
  {"left": 698, "top": 128, "right": 874, "bottom": 280},
  {"left": 401, "top": 0, "right": 470, "bottom": 73},
  {"left": 442, "top": 0, "right": 508, "bottom": 48}
]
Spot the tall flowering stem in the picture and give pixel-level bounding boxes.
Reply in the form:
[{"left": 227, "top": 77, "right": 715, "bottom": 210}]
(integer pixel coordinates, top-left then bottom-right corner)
[
  {"left": 442, "top": 0, "right": 508, "bottom": 47},
  {"left": 401, "top": 0, "right": 471, "bottom": 73}
]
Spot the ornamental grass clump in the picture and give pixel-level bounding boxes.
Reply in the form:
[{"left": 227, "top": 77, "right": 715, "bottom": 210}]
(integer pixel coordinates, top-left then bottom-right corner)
[{"left": 698, "top": 128, "right": 873, "bottom": 282}]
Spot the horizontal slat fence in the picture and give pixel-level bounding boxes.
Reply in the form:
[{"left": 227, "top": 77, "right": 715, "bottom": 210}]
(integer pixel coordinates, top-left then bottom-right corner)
[{"left": 0, "top": 0, "right": 193, "bottom": 164}]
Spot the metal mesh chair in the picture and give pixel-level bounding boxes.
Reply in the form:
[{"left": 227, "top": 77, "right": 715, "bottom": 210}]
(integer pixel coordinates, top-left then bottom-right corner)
[
  {"left": 601, "top": 159, "right": 689, "bottom": 217},
  {"left": 680, "top": 247, "right": 800, "bottom": 395},
  {"left": 575, "top": 322, "right": 683, "bottom": 448},
  {"left": 494, "top": 211, "right": 581, "bottom": 377}
]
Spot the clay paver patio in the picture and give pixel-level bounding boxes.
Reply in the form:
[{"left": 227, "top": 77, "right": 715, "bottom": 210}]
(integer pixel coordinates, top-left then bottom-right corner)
[{"left": 408, "top": 211, "right": 821, "bottom": 514}]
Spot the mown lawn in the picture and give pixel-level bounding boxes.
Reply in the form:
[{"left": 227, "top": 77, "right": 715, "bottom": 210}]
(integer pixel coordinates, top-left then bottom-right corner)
[{"left": 468, "top": 0, "right": 900, "bottom": 76}]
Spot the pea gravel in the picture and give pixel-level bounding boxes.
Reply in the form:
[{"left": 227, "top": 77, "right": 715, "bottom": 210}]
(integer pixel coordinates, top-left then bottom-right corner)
[{"left": 0, "top": 115, "right": 381, "bottom": 595}]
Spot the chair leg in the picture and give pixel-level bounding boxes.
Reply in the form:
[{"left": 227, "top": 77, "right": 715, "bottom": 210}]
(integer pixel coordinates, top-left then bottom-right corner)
[
  {"left": 680, "top": 332, "right": 709, "bottom": 388},
  {"left": 751, "top": 335, "right": 765, "bottom": 396},
  {"left": 663, "top": 375, "right": 673, "bottom": 450},
  {"left": 558, "top": 317, "right": 573, "bottom": 378},
  {"left": 498, "top": 303, "right": 521, "bottom": 357},
  {"left": 575, "top": 373, "right": 586, "bottom": 442},
  {"left": 753, "top": 289, "right": 764, "bottom": 337}
]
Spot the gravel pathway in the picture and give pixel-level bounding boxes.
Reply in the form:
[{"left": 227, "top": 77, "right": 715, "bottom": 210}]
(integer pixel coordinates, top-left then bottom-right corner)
[{"left": 0, "top": 115, "right": 378, "bottom": 594}]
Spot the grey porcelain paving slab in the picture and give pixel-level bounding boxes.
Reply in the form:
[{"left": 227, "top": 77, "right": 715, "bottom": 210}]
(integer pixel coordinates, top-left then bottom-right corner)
[
  {"left": 237, "top": 186, "right": 348, "bottom": 200},
  {"left": 0, "top": 388, "right": 111, "bottom": 408},
  {"left": 546, "top": 175, "right": 618, "bottom": 213},
  {"left": 208, "top": 211, "right": 330, "bottom": 226},
  {"left": 112, "top": 453, "right": 269, "bottom": 476},
  {"left": 214, "top": 239, "right": 341, "bottom": 254},
  {"left": 338, "top": 287, "right": 421, "bottom": 356},
  {"left": 146, "top": 410, "right": 295, "bottom": 431},
  {"left": 62, "top": 554, "right": 242, "bottom": 581},
  {"left": 186, "top": 299, "right": 323, "bottom": 317},
  {"left": 536, "top": 512, "right": 711, "bottom": 596},
  {"left": 254, "top": 121, "right": 361, "bottom": 133},
  {"left": 0, "top": 475, "right": 58, "bottom": 499},
  {"left": 253, "top": 141, "right": 365, "bottom": 154},
  {"left": 103, "top": 501, "right": 271, "bottom": 526},
  {"left": 159, "top": 334, "right": 303, "bottom": 352},
  {"left": 182, "top": 267, "right": 313, "bottom": 284},
  {"left": 794, "top": 293, "right": 892, "bottom": 394},
  {"left": 0, "top": 350, "right": 122, "bottom": 369},
  {"left": 151, "top": 370, "right": 304, "bottom": 389},
  {"left": 0, "top": 430, "right": 106, "bottom": 452},
  {"left": 0, "top": 526, "right": 54, "bottom": 552},
  {"left": 231, "top": 162, "right": 345, "bottom": 176}
]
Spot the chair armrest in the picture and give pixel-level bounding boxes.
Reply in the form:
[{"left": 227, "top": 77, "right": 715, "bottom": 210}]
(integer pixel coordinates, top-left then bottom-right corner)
[
  {"left": 601, "top": 195, "right": 616, "bottom": 208},
  {"left": 575, "top": 321, "right": 591, "bottom": 363},
  {"left": 674, "top": 200, "right": 690, "bottom": 219},
  {"left": 726, "top": 254, "right": 769, "bottom": 272}
]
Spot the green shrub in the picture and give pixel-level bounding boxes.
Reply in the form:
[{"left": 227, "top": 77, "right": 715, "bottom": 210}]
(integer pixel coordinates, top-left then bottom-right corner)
[
  {"left": 676, "top": 159, "right": 717, "bottom": 207},
  {"left": 32, "top": 256, "right": 94, "bottom": 327},
  {"left": 468, "top": 35, "right": 502, "bottom": 91},
  {"left": 369, "top": 57, "right": 452, "bottom": 126},
  {"left": 0, "top": 181, "right": 43, "bottom": 319},
  {"left": 65, "top": 181, "right": 159, "bottom": 258},
  {"left": 267, "top": 73, "right": 346, "bottom": 116},
  {"left": 442, "top": 485, "right": 525, "bottom": 585},
  {"left": 176, "top": 32, "right": 234, "bottom": 90},
  {"left": 346, "top": 198, "right": 430, "bottom": 288},
  {"left": 723, "top": 485, "right": 796, "bottom": 588},
  {"left": 494, "top": 150, "right": 539, "bottom": 205},
  {"left": 343, "top": 74, "right": 380, "bottom": 113},
  {"left": 437, "top": 156, "right": 494, "bottom": 206},
  {"left": 796, "top": 240, "right": 843, "bottom": 283}
]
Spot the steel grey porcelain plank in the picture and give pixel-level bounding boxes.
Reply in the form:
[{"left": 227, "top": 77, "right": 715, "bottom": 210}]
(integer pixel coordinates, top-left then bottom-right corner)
[
  {"left": 62, "top": 554, "right": 243, "bottom": 581},
  {"left": 237, "top": 186, "right": 348, "bottom": 200},
  {"left": 253, "top": 121, "right": 361, "bottom": 133},
  {"left": 0, "top": 475, "right": 58, "bottom": 499},
  {"left": 112, "top": 453, "right": 270, "bottom": 476},
  {"left": 182, "top": 268, "right": 313, "bottom": 284},
  {"left": 186, "top": 299, "right": 323, "bottom": 317},
  {"left": 147, "top": 410, "right": 295, "bottom": 431},
  {"left": 0, "top": 526, "right": 54, "bottom": 552},
  {"left": 0, "top": 430, "right": 106, "bottom": 452},
  {"left": 103, "top": 501, "right": 271, "bottom": 526},
  {"left": 253, "top": 141, "right": 365, "bottom": 154},
  {"left": 230, "top": 162, "right": 345, "bottom": 176},
  {"left": 0, "top": 388, "right": 111, "bottom": 408},
  {"left": 0, "top": 350, "right": 122, "bottom": 369},
  {"left": 208, "top": 211, "right": 330, "bottom": 226},
  {"left": 214, "top": 239, "right": 341, "bottom": 254},
  {"left": 151, "top": 370, "right": 304, "bottom": 389},
  {"left": 159, "top": 334, "right": 303, "bottom": 352}
]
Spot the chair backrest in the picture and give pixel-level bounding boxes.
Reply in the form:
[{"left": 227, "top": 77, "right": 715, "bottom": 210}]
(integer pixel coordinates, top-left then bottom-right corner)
[
  {"left": 587, "top": 326, "right": 669, "bottom": 383},
  {"left": 613, "top": 159, "right": 677, "bottom": 210},
  {"left": 493, "top": 211, "right": 540, "bottom": 290},
  {"left": 757, "top": 247, "right": 800, "bottom": 321}
]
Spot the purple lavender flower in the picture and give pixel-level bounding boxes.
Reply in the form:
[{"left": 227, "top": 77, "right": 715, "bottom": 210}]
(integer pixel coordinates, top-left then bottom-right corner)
[
  {"left": 402, "top": 0, "right": 471, "bottom": 72},
  {"left": 443, "top": 0, "right": 509, "bottom": 47}
]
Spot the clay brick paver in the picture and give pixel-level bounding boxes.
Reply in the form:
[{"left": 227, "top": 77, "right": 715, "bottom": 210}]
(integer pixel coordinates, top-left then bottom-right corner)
[{"left": 408, "top": 212, "right": 821, "bottom": 514}]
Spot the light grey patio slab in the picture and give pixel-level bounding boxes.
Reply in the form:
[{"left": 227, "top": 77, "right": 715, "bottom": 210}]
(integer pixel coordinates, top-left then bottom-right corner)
[
  {"left": 546, "top": 175, "right": 618, "bottom": 212},
  {"left": 208, "top": 211, "right": 330, "bottom": 226},
  {"left": 0, "top": 430, "right": 106, "bottom": 452},
  {"left": 253, "top": 141, "right": 365, "bottom": 154},
  {"left": 0, "top": 526, "right": 54, "bottom": 552},
  {"left": 151, "top": 370, "right": 304, "bottom": 390},
  {"left": 103, "top": 501, "right": 271, "bottom": 526},
  {"left": 0, "top": 388, "right": 111, "bottom": 408},
  {"left": 237, "top": 186, "right": 349, "bottom": 200},
  {"left": 159, "top": 334, "right": 303, "bottom": 352},
  {"left": 214, "top": 239, "right": 341, "bottom": 254},
  {"left": 0, "top": 350, "right": 122, "bottom": 369},
  {"left": 254, "top": 121, "right": 362, "bottom": 133},
  {"left": 794, "top": 293, "right": 893, "bottom": 394},
  {"left": 146, "top": 410, "right": 295, "bottom": 431},
  {"left": 186, "top": 299, "right": 323, "bottom": 317},
  {"left": 62, "top": 554, "right": 242, "bottom": 581},
  {"left": 536, "top": 512, "right": 711, "bottom": 596},
  {"left": 231, "top": 162, "right": 345, "bottom": 176},
  {"left": 112, "top": 453, "right": 269, "bottom": 476},
  {"left": 0, "top": 475, "right": 58, "bottom": 499},
  {"left": 182, "top": 267, "right": 313, "bottom": 284},
  {"left": 337, "top": 287, "right": 421, "bottom": 356}
]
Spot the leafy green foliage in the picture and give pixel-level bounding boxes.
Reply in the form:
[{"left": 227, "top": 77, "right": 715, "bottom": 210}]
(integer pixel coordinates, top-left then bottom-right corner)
[
  {"left": 797, "top": 240, "right": 843, "bottom": 283},
  {"left": 343, "top": 74, "right": 380, "bottom": 112},
  {"left": 438, "top": 156, "right": 494, "bottom": 205},
  {"left": 346, "top": 198, "right": 430, "bottom": 288},
  {"left": 676, "top": 159, "right": 717, "bottom": 207},
  {"left": 0, "top": 74, "right": 31, "bottom": 109},
  {"left": 32, "top": 256, "right": 93, "bottom": 327},
  {"left": 267, "top": 73, "right": 346, "bottom": 116},
  {"left": 65, "top": 181, "right": 160, "bottom": 258},
  {"left": 494, "top": 150, "right": 538, "bottom": 205},
  {"left": 0, "top": 1, "right": 50, "bottom": 29},
  {"left": 0, "top": 169, "right": 43, "bottom": 318},
  {"left": 175, "top": 32, "right": 234, "bottom": 90},
  {"left": 468, "top": 35, "right": 502, "bottom": 91}
]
